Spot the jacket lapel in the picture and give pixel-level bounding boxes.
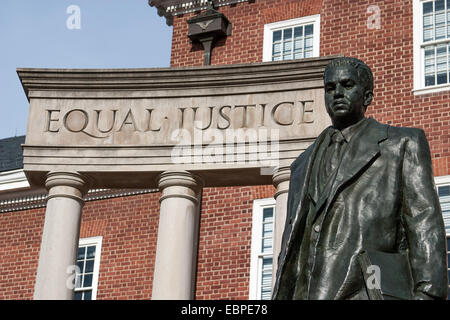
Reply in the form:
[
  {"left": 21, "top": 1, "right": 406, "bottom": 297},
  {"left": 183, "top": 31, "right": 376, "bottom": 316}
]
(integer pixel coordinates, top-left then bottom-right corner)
[
  {"left": 325, "top": 118, "right": 388, "bottom": 215},
  {"left": 280, "top": 128, "right": 330, "bottom": 264}
]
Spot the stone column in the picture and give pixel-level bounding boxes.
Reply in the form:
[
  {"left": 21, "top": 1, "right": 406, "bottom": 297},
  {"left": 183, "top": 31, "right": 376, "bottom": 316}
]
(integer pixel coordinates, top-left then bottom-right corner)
[
  {"left": 34, "top": 172, "right": 90, "bottom": 300},
  {"left": 152, "top": 171, "right": 202, "bottom": 300},
  {"left": 272, "top": 166, "right": 290, "bottom": 288}
]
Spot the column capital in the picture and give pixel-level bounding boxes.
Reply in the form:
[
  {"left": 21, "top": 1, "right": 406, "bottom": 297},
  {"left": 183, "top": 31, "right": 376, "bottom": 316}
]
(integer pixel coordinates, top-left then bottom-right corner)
[
  {"left": 157, "top": 171, "right": 203, "bottom": 204},
  {"left": 45, "top": 172, "right": 92, "bottom": 203},
  {"left": 272, "top": 166, "right": 290, "bottom": 199}
]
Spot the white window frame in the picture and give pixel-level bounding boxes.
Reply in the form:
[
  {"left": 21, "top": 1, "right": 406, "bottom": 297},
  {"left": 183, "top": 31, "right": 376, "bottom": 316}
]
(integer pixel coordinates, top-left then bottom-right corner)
[
  {"left": 435, "top": 175, "right": 450, "bottom": 299},
  {"left": 263, "top": 15, "right": 321, "bottom": 62},
  {"left": 435, "top": 175, "right": 450, "bottom": 233},
  {"left": 76, "top": 236, "right": 103, "bottom": 300},
  {"left": 413, "top": 0, "right": 450, "bottom": 95},
  {"left": 249, "top": 198, "right": 276, "bottom": 300}
]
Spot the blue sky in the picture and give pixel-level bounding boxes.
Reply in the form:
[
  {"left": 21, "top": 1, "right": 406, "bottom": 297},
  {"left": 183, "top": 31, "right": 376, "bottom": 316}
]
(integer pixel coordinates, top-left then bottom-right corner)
[{"left": 0, "top": 0, "right": 172, "bottom": 139}]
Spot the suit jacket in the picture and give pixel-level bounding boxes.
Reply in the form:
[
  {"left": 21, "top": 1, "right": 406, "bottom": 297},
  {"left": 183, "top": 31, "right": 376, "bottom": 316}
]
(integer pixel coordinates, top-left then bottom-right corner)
[{"left": 272, "top": 117, "right": 448, "bottom": 300}]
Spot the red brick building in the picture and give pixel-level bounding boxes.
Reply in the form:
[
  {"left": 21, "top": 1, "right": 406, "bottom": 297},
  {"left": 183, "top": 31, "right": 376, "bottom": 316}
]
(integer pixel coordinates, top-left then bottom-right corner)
[{"left": 1, "top": 0, "right": 449, "bottom": 300}]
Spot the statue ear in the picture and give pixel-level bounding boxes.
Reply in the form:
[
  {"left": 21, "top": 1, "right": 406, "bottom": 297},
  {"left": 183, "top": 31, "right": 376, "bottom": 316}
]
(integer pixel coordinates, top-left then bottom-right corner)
[{"left": 364, "top": 91, "right": 373, "bottom": 107}]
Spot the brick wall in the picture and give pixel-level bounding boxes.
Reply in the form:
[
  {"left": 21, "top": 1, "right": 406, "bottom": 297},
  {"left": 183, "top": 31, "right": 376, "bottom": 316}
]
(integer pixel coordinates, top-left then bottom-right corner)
[
  {"left": 0, "top": 207, "right": 43, "bottom": 299},
  {"left": 196, "top": 185, "right": 275, "bottom": 299},
  {"left": 171, "top": 0, "right": 322, "bottom": 66},
  {"left": 0, "top": 192, "right": 161, "bottom": 300},
  {"left": 0, "top": 185, "right": 275, "bottom": 299},
  {"left": 171, "top": 0, "right": 450, "bottom": 177}
]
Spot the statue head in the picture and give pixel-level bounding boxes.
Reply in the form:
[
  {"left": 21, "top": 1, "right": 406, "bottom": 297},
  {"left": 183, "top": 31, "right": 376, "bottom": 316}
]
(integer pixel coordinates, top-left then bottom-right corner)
[{"left": 323, "top": 57, "right": 374, "bottom": 129}]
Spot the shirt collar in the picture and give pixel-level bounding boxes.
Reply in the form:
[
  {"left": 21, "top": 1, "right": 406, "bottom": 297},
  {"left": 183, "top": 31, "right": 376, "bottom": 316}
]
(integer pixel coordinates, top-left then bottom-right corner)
[{"left": 330, "top": 117, "right": 368, "bottom": 143}]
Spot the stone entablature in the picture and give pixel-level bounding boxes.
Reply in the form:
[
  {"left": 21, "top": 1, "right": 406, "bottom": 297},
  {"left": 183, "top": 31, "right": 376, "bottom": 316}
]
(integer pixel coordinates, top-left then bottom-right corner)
[{"left": 18, "top": 57, "right": 335, "bottom": 190}]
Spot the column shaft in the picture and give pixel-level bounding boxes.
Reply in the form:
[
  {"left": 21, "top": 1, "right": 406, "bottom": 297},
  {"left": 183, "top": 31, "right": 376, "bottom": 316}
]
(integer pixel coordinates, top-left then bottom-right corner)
[
  {"left": 272, "top": 167, "right": 290, "bottom": 289},
  {"left": 34, "top": 172, "right": 89, "bottom": 300},
  {"left": 152, "top": 171, "right": 202, "bottom": 300}
]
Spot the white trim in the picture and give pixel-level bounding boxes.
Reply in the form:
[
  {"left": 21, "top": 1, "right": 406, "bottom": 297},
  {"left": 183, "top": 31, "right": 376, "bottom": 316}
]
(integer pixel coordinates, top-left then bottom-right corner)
[
  {"left": 77, "top": 236, "right": 103, "bottom": 300},
  {"left": 249, "top": 198, "right": 275, "bottom": 300},
  {"left": 413, "top": 0, "right": 450, "bottom": 94},
  {"left": 435, "top": 175, "right": 450, "bottom": 234},
  {"left": 0, "top": 169, "right": 29, "bottom": 192},
  {"left": 413, "top": 83, "right": 450, "bottom": 95},
  {"left": 0, "top": 188, "right": 158, "bottom": 213},
  {"left": 263, "top": 15, "right": 321, "bottom": 62},
  {"left": 434, "top": 175, "right": 450, "bottom": 185}
]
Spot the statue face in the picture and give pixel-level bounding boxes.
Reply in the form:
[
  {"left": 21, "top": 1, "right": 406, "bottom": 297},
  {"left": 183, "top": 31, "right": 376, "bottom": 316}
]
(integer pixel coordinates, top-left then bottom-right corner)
[{"left": 324, "top": 64, "right": 372, "bottom": 129}]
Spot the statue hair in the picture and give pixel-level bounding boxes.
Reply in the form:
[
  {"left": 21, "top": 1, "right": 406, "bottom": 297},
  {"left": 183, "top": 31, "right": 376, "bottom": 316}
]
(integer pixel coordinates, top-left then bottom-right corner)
[{"left": 324, "top": 57, "right": 374, "bottom": 92}]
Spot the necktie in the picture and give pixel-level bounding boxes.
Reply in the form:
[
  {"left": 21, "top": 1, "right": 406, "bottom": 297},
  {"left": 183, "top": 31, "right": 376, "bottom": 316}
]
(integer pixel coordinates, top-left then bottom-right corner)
[{"left": 326, "top": 129, "right": 345, "bottom": 176}]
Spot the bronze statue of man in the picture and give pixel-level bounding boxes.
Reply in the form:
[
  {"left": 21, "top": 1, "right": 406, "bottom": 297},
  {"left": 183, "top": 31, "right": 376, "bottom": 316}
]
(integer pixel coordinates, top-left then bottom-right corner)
[{"left": 272, "top": 57, "right": 448, "bottom": 300}]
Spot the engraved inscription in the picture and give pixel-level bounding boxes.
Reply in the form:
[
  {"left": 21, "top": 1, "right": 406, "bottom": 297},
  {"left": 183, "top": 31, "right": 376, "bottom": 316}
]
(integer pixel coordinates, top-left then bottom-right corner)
[{"left": 43, "top": 100, "right": 316, "bottom": 140}]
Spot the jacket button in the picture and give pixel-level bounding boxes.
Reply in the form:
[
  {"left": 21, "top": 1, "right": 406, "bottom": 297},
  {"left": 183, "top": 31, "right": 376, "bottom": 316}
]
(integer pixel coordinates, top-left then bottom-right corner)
[{"left": 314, "top": 225, "right": 320, "bottom": 232}]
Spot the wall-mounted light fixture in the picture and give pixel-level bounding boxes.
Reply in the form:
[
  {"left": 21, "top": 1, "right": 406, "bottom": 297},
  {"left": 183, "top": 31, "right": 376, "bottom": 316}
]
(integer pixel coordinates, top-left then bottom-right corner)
[{"left": 187, "top": 1, "right": 232, "bottom": 65}]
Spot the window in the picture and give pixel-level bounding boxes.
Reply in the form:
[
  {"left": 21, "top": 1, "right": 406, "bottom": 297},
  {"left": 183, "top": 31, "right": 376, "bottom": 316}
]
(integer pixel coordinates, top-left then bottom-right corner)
[
  {"left": 447, "top": 236, "right": 450, "bottom": 300},
  {"left": 413, "top": 0, "right": 450, "bottom": 94},
  {"left": 263, "top": 15, "right": 320, "bottom": 62},
  {"left": 75, "top": 236, "right": 102, "bottom": 300},
  {"left": 435, "top": 176, "right": 450, "bottom": 299},
  {"left": 249, "top": 198, "right": 275, "bottom": 300}
]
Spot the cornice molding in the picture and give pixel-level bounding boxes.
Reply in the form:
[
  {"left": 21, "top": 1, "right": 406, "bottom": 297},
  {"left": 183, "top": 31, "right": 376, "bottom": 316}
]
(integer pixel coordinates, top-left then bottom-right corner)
[
  {"left": 149, "top": 0, "right": 253, "bottom": 26},
  {"left": 17, "top": 57, "right": 338, "bottom": 100}
]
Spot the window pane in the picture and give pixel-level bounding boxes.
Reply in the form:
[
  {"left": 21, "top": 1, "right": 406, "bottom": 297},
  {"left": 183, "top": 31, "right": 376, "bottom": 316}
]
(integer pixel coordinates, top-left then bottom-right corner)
[
  {"left": 75, "top": 274, "right": 82, "bottom": 289},
  {"left": 77, "top": 247, "right": 86, "bottom": 260},
  {"left": 425, "top": 46, "right": 436, "bottom": 86},
  {"left": 283, "top": 28, "right": 292, "bottom": 40},
  {"left": 262, "top": 237, "right": 273, "bottom": 253},
  {"left": 294, "top": 38, "right": 303, "bottom": 51},
  {"left": 294, "top": 51, "right": 303, "bottom": 59},
  {"left": 283, "top": 40, "right": 292, "bottom": 52},
  {"left": 84, "top": 290, "right": 92, "bottom": 300},
  {"left": 436, "top": 25, "right": 446, "bottom": 39},
  {"left": 272, "top": 55, "right": 282, "bottom": 61},
  {"left": 263, "top": 222, "right": 273, "bottom": 234},
  {"left": 83, "top": 273, "right": 93, "bottom": 287},
  {"left": 294, "top": 26, "right": 303, "bottom": 38},
  {"left": 273, "top": 42, "right": 281, "bottom": 54},
  {"left": 425, "top": 74, "right": 436, "bottom": 86},
  {"left": 260, "top": 257, "right": 273, "bottom": 300},
  {"left": 424, "top": 28, "right": 434, "bottom": 41},
  {"left": 436, "top": 0, "right": 445, "bottom": 11},
  {"left": 74, "top": 291, "right": 82, "bottom": 300},
  {"left": 305, "top": 37, "right": 314, "bottom": 49},
  {"left": 273, "top": 30, "right": 282, "bottom": 42},
  {"left": 437, "top": 72, "right": 448, "bottom": 84},
  {"left": 423, "top": 2, "right": 433, "bottom": 15},
  {"left": 423, "top": 14, "right": 433, "bottom": 27},
  {"left": 439, "top": 185, "right": 450, "bottom": 196},
  {"left": 263, "top": 207, "right": 273, "bottom": 222},
  {"left": 304, "top": 50, "right": 313, "bottom": 58},
  {"left": 305, "top": 24, "right": 313, "bottom": 36},
  {"left": 85, "top": 260, "right": 95, "bottom": 273},
  {"left": 86, "top": 246, "right": 96, "bottom": 259},
  {"left": 76, "top": 261, "right": 84, "bottom": 274}
]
